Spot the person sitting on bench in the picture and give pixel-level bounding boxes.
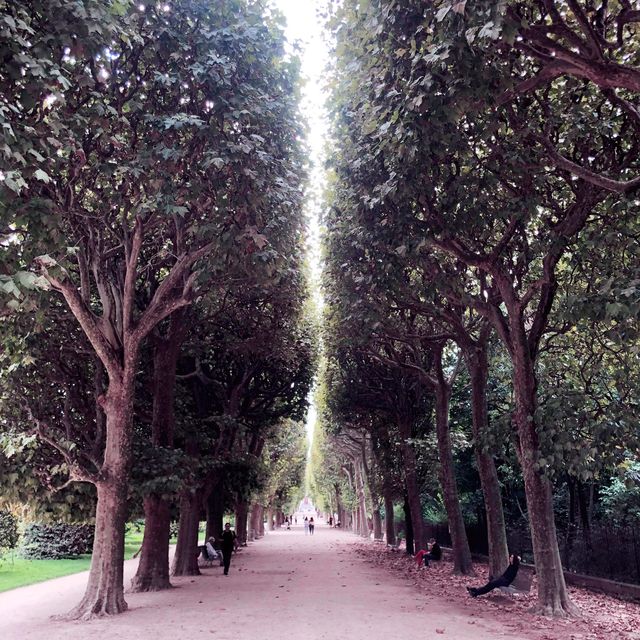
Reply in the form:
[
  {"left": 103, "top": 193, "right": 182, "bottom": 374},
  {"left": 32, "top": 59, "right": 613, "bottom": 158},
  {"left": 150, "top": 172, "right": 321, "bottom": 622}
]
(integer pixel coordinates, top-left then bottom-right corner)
[
  {"left": 200, "top": 537, "right": 223, "bottom": 565},
  {"left": 415, "top": 539, "right": 442, "bottom": 567},
  {"left": 466, "top": 553, "right": 520, "bottom": 597}
]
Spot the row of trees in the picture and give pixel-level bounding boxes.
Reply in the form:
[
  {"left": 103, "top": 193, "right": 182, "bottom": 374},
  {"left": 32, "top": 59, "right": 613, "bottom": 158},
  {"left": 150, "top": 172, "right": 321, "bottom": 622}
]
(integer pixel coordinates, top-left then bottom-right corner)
[
  {"left": 0, "top": 0, "right": 313, "bottom": 619},
  {"left": 313, "top": 0, "right": 640, "bottom": 618}
]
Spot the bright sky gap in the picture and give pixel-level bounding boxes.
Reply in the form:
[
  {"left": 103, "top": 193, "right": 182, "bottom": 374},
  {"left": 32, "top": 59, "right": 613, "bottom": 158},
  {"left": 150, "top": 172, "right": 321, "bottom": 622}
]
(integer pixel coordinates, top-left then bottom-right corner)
[{"left": 273, "top": 0, "right": 329, "bottom": 466}]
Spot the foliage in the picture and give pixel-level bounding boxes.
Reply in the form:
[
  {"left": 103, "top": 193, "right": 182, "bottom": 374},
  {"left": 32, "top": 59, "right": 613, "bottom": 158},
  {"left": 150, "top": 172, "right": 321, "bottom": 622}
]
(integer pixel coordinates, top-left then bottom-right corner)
[
  {"left": 0, "top": 510, "right": 19, "bottom": 553},
  {"left": 20, "top": 522, "right": 94, "bottom": 559},
  {"left": 600, "top": 460, "right": 640, "bottom": 527}
]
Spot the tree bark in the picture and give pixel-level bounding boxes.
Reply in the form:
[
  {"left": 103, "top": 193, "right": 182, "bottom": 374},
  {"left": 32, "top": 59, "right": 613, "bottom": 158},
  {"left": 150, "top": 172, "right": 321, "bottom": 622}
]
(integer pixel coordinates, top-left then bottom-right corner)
[
  {"left": 66, "top": 381, "right": 134, "bottom": 619},
  {"left": 383, "top": 485, "right": 396, "bottom": 546},
  {"left": 398, "top": 419, "right": 425, "bottom": 553},
  {"left": 372, "top": 507, "right": 383, "bottom": 540},
  {"left": 131, "top": 317, "right": 184, "bottom": 592},
  {"left": 512, "top": 344, "right": 578, "bottom": 616},
  {"left": 235, "top": 501, "right": 248, "bottom": 546},
  {"left": 205, "top": 479, "right": 224, "bottom": 542},
  {"left": 171, "top": 490, "right": 201, "bottom": 576},
  {"left": 403, "top": 494, "right": 414, "bottom": 555},
  {"left": 466, "top": 345, "right": 509, "bottom": 578},
  {"left": 130, "top": 496, "right": 172, "bottom": 592},
  {"left": 354, "top": 462, "right": 369, "bottom": 538},
  {"left": 434, "top": 382, "right": 473, "bottom": 574}
]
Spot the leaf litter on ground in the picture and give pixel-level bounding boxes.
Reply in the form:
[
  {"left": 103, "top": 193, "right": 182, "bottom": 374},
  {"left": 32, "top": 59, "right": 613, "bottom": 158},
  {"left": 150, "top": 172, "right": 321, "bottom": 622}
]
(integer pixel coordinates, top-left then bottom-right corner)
[{"left": 351, "top": 541, "right": 640, "bottom": 640}]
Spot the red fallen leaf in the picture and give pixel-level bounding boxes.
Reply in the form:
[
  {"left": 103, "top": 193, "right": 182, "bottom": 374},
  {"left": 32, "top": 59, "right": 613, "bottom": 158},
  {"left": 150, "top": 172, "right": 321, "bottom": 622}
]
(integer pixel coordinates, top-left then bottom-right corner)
[{"left": 435, "top": 629, "right": 445, "bottom": 634}]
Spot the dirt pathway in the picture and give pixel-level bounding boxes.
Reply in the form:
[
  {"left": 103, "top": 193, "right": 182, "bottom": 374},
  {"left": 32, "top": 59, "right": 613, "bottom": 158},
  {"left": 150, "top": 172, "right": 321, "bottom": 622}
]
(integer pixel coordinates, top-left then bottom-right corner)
[{"left": 0, "top": 523, "right": 569, "bottom": 640}]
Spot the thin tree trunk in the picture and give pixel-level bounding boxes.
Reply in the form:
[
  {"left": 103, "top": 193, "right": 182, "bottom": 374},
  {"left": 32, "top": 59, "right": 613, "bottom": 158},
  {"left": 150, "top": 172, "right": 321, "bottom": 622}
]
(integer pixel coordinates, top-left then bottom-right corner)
[
  {"left": 398, "top": 419, "right": 425, "bottom": 553},
  {"left": 467, "top": 345, "right": 509, "bottom": 578},
  {"left": 171, "top": 490, "right": 201, "bottom": 576},
  {"left": 434, "top": 382, "right": 473, "bottom": 574},
  {"left": 67, "top": 380, "right": 134, "bottom": 619},
  {"left": 565, "top": 477, "right": 577, "bottom": 570},
  {"left": 513, "top": 349, "right": 578, "bottom": 617},
  {"left": 403, "top": 494, "right": 414, "bottom": 555},
  {"left": 383, "top": 485, "right": 395, "bottom": 546},
  {"left": 355, "top": 463, "right": 369, "bottom": 538}
]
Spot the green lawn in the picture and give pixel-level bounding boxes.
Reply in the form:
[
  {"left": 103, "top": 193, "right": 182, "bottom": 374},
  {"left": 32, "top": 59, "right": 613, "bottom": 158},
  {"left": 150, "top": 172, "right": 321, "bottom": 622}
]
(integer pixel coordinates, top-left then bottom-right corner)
[{"left": 0, "top": 524, "right": 168, "bottom": 593}]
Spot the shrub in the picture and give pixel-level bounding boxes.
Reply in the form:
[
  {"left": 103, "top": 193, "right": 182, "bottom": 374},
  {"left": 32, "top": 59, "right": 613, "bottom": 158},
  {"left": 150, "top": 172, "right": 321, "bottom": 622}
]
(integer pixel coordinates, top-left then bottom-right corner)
[
  {"left": 0, "top": 511, "right": 19, "bottom": 553},
  {"left": 20, "top": 522, "right": 94, "bottom": 559}
]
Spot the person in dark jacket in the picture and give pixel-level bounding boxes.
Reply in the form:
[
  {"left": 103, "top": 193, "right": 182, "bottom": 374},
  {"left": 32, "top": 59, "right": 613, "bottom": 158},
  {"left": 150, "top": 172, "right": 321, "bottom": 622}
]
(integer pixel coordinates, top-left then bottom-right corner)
[
  {"left": 424, "top": 539, "right": 442, "bottom": 566},
  {"left": 220, "top": 522, "right": 237, "bottom": 576},
  {"left": 467, "top": 554, "right": 520, "bottom": 597}
]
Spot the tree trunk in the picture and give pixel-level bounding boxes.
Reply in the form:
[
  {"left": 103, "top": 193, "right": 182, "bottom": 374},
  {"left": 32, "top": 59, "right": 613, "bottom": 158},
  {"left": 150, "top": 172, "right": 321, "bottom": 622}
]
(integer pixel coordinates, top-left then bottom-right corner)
[
  {"left": 66, "top": 381, "right": 134, "bottom": 619},
  {"left": 171, "top": 490, "right": 201, "bottom": 576},
  {"left": 249, "top": 503, "right": 261, "bottom": 540},
  {"left": 235, "top": 501, "right": 248, "bottom": 545},
  {"left": 513, "top": 348, "right": 578, "bottom": 616},
  {"left": 131, "top": 321, "right": 184, "bottom": 592},
  {"left": 383, "top": 485, "right": 395, "bottom": 546},
  {"left": 372, "top": 507, "right": 383, "bottom": 540},
  {"left": 403, "top": 494, "right": 414, "bottom": 555},
  {"left": 130, "top": 495, "right": 172, "bottom": 592},
  {"left": 467, "top": 346, "right": 509, "bottom": 578},
  {"left": 565, "top": 477, "right": 577, "bottom": 570},
  {"left": 258, "top": 506, "right": 265, "bottom": 537},
  {"left": 355, "top": 463, "right": 369, "bottom": 538},
  {"left": 205, "top": 480, "right": 224, "bottom": 542},
  {"left": 398, "top": 419, "right": 425, "bottom": 553},
  {"left": 434, "top": 382, "right": 473, "bottom": 574}
]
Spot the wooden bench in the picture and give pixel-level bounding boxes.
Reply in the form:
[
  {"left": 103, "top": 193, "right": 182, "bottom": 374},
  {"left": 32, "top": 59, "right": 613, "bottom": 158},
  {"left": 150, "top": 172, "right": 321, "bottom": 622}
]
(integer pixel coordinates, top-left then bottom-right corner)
[{"left": 500, "top": 570, "right": 533, "bottom": 597}]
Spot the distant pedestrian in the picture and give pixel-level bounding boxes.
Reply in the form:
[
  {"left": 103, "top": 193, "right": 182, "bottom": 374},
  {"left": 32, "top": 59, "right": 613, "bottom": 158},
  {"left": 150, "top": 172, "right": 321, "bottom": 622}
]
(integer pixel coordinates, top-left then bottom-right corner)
[
  {"left": 221, "top": 522, "right": 237, "bottom": 576},
  {"left": 308, "top": 517, "right": 315, "bottom": 535},
  {"left": 328, "top": 516, "right": 333, "bottom": 527},
  {"left": 304, "top": 517, "right": 309, "bottom": 535}
]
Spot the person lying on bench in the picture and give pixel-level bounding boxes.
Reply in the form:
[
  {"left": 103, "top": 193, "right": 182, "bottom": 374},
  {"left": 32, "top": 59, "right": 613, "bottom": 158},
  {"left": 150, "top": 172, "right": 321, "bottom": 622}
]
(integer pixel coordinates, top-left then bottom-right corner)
[{"left": 466, "top": 553, "right": 520, "bottom": 597}]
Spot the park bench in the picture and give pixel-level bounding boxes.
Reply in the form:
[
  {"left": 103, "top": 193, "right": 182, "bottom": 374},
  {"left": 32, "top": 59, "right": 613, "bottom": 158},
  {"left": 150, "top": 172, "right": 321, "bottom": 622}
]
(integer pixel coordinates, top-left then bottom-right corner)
[
  {"left": 499, "top": 570, "right": 533, "bottom": 597},
  {"left": 199, "top": 544, "right": 223, "bottom": 567}
]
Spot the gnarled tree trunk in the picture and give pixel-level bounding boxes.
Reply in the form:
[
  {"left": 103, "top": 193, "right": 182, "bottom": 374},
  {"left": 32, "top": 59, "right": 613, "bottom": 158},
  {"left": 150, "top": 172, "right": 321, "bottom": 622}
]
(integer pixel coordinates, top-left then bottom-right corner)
[{"left": 67, "top": 380, "right": 134, "bottom": 619}]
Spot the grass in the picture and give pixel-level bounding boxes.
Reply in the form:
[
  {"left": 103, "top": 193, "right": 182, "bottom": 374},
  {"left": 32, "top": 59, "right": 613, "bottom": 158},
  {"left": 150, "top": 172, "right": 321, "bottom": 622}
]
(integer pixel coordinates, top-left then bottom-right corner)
[{"left": 0, "top": 523, "right": 172, "bottom": 593}]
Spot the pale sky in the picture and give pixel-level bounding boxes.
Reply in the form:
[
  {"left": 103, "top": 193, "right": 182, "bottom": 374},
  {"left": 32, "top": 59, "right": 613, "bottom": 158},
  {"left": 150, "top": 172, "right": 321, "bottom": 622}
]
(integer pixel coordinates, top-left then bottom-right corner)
[{"left": 272, "top": 0, "right": 330, "bottom": 464}]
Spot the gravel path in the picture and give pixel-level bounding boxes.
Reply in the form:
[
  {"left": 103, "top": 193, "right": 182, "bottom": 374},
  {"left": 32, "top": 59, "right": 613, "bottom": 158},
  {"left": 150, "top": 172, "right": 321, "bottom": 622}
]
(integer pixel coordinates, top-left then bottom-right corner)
[{"left": 0, "top": 522, "right": 537, "bottom": 640}]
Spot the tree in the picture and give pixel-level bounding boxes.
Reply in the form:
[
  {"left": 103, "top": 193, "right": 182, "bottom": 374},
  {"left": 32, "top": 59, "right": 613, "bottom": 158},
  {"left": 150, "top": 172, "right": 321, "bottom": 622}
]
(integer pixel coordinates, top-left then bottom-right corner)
[
  {"left": 326, "top": 0, "right": 639, "bottom": 615},
  {"left": 1, "top": 0, "right": 306, "bottom": 617}
]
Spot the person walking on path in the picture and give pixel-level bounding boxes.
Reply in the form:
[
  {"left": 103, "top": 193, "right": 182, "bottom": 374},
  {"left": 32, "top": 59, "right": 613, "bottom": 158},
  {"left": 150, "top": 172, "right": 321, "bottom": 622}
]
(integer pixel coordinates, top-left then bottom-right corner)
[
  {"left": 466, "top": 553, "right": 520, "bottom": 597},
  {"left": 308, "top": 517, "right": 315, "bottom": 535},
  {"left": 221, "top": 523, "right": 237, "bottom": 575},
  {"left": 304, "top": 517, "right": 309, "bottom": 535}
]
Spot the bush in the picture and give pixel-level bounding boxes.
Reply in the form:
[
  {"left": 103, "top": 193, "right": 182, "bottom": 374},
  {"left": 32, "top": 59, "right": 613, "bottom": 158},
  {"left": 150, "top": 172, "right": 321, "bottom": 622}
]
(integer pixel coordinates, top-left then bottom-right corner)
[
  {"left": 20, "top": 523, "right": 94, "bottom": 559},
  {"left": 0, "top": 511, "right": 19, "bottom": 552}
]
